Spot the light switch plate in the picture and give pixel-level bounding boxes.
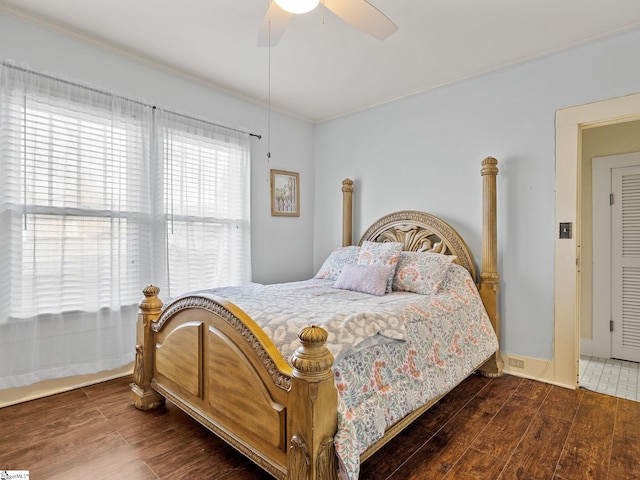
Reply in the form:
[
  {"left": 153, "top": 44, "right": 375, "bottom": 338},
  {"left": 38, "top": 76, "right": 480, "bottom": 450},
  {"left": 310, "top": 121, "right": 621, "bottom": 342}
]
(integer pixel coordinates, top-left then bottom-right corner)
[{"left": 559, "top": 222, "right": 572, "bottom": 239}]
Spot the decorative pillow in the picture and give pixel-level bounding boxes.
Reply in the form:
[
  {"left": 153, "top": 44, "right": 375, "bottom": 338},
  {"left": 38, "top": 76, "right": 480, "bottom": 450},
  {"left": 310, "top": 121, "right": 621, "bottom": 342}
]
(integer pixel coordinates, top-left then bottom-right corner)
[
  {"left": 333, "top": 264, "right": 393, "bottom": 296},
  {"left": 315, "top": 245, "right": 360, "bottom": 281},
  {"left": 392, "top": 251, "right": 457, "bottom": 295},
  {"left": 357, "top": 241, "right": 403, "bottom": 292}
]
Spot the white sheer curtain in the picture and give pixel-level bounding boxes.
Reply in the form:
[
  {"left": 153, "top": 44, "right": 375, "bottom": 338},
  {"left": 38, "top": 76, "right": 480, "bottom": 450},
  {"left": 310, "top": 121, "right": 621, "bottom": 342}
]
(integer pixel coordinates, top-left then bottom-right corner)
[
  {"left": 0, "top": 62, "right": 251, "bottom": 389},
  {"left": 155, "top": 108, "right": 251, "bottom": 298}
]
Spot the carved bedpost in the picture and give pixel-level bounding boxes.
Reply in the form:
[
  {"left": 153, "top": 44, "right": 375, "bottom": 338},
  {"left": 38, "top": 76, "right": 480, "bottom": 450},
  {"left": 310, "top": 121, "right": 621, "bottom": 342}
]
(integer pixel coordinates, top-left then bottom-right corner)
[
  {"left": 288, "top": 326, "right": 339, "bottom": 480},
  {"left": 131, "top": 285, "right": 166, "bottom": 410},
  {"left": 478, "top": 157, "right": 504, "bottom": 378},
  {"left": 342, "top": 178, "right": 354, "bottom": 247}
]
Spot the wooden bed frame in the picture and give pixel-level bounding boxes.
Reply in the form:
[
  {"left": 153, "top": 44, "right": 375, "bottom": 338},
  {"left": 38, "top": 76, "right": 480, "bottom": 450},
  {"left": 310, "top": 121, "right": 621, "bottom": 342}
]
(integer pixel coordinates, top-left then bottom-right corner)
[{"left": 130, "top": 156, "right": 503, "bottom": 480}]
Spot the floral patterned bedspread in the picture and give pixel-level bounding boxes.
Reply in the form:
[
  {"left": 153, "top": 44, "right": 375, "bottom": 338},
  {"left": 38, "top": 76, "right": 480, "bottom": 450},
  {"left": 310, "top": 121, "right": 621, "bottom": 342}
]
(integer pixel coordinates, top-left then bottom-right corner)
[{"left": 194, "top": 264, "right": 498, "bottom": 480}]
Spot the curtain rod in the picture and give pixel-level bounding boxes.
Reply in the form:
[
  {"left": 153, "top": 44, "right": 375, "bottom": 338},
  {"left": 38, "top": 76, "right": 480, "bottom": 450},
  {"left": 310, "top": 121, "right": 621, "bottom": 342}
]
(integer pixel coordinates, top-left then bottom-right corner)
[{"left": 1, "top": 61, "right": 262, "bottom": 140}]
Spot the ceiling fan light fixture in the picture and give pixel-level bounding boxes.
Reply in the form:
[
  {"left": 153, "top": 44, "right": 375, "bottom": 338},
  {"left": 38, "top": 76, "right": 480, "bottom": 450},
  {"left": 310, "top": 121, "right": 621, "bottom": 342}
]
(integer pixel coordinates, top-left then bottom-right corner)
[{"left": 274, "top": 0, "right": 319, "bottom": 14}]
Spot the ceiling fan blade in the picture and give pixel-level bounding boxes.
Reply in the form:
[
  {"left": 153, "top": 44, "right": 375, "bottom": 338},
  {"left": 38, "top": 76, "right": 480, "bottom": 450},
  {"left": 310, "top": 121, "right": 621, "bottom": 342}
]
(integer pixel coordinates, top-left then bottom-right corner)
[
  {"left": 258, "top": 1, "right": 293, "bottom": 46},
  {"left": 323, "top": 0, "right": 397, "bottom": 40}
]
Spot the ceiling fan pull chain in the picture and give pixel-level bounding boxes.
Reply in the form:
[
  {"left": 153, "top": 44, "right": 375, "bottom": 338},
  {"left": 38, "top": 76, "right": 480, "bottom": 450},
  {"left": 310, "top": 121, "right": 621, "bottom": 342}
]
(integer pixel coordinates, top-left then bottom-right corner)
[{"left": 268, "top": 3, "right": 272, "bottom": 161}]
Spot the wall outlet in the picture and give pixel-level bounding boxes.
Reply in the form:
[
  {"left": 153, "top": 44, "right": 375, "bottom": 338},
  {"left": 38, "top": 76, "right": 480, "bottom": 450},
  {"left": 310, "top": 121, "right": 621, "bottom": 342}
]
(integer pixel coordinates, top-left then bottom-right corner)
[{"left": 508, "top": 358, "right": 525, "bottom": 369}]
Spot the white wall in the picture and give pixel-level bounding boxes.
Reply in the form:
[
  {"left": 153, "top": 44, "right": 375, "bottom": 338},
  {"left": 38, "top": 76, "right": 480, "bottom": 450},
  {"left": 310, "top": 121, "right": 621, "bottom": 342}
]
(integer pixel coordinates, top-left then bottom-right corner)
[
  {"left": 0, "top": 12, "right": 316, "bottom": 286},
  {"left": 313, "top": 27, "right": 640, "bottom": 362}
]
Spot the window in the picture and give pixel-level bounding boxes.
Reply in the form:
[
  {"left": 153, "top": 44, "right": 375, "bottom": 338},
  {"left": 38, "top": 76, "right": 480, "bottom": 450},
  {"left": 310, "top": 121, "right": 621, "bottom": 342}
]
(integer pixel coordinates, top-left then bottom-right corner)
[
  {"left": 159, "top": 111, "right": 251, "bottom": 297},
  {"left": 14, "top": 93, "right": 148, "bottom": 317},
  {"left": 0, "top": 62, "right": 251, "bottom": 388}
]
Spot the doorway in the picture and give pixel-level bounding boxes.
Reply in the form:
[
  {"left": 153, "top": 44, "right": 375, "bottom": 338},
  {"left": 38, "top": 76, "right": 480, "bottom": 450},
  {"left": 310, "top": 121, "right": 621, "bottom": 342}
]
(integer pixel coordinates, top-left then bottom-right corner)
[
  {"left": 554, "top": 93, "right": 640, "bottom": 390},
  {"left": 592, "top": 153, "right": 640, "bottom": 363},
  {"left": 580, "top": 151, "right": 640, "bottom": 401},
  {"left": 578, "top": 124, "right": 640, "bottom": 400}
]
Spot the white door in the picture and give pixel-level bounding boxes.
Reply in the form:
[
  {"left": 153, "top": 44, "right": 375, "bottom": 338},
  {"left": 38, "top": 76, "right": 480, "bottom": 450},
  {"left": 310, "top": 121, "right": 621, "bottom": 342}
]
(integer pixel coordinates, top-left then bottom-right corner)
[
  {"left": 611, "top": 165, "right": 640, "bottom": 362},
  {"left": 592, "top": 152, "right": 640, "bottom": 361}
]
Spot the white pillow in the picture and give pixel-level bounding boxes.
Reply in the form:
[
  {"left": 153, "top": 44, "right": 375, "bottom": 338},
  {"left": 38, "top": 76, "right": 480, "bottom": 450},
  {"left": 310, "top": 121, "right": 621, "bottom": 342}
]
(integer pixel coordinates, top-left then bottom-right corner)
[{"left": 333, "top": 264, "right": 393, "bottom": 296}]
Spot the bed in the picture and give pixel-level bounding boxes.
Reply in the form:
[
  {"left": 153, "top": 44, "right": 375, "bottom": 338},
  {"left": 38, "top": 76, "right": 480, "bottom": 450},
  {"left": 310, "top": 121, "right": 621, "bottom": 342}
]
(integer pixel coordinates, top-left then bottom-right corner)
[{"left": 130, "top": 156, "right": 504, "bottom": 480}]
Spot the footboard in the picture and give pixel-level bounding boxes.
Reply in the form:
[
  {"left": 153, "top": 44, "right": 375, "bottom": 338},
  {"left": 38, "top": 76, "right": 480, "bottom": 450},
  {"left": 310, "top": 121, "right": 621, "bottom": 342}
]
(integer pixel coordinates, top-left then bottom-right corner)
[{"left": 131, "top": 286, "right": 339, "bottom": 480}]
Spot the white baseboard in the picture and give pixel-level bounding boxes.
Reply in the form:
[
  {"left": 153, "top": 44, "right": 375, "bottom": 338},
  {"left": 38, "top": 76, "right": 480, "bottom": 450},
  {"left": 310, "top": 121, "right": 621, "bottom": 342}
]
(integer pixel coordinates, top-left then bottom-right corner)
[
  {"left": 0, "top": 363, "right": 133, "bottom": 408},
  {"left": 501, "top": 353, "right": 576, "bottom": 389}
]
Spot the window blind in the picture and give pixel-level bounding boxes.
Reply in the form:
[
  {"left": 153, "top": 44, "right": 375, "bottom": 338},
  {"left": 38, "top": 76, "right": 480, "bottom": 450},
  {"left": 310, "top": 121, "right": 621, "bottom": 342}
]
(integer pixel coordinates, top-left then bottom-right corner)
[
  {"left": 11, "top": 85, "right": 149, "bottom": 318},
  {"left": 157, "top": 109, "right": 251, "bottom": 297},
  {"left": 0, "top": 61, "right": 252, "bottom": 388}
]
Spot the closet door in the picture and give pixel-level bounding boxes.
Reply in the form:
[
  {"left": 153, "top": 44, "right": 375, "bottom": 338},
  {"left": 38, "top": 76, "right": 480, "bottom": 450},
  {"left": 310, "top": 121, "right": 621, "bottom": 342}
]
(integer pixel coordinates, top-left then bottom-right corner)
[{"left": 612, "top": 165, "right": 640, "bottom": 362}]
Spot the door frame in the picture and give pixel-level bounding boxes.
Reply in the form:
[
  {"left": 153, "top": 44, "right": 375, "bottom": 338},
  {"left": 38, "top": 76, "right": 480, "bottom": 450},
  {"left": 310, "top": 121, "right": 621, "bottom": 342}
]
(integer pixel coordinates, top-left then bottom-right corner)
[
  {"left": 591, "top": 155, "right": 613, "bottom": 359},
  {"left": 555, "top": 93, "right": 640, "bottom": 388}
]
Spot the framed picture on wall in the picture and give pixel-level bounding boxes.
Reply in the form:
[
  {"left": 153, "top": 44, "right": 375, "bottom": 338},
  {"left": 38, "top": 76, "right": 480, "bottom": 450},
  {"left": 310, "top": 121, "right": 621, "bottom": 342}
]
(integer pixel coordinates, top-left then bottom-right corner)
[{"left": 270, "top": 169, "right": 300, "bottom": 217}]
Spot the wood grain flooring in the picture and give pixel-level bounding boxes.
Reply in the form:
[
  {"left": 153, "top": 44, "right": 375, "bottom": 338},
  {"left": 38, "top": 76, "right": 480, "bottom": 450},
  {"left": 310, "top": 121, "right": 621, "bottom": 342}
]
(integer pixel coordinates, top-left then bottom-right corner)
[{"left": 0, "top": 373, "right": 638, "bottom": 479}]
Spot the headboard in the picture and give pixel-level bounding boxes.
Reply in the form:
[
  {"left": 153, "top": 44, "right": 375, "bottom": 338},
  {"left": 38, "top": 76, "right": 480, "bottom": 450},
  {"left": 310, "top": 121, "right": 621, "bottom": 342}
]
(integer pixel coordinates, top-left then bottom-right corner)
[
  {"left": 340, "top": 156, "right": 503, "bottom": 377},
  {"left": 358, "top": 210, "right": 477, "bottom": 282}
]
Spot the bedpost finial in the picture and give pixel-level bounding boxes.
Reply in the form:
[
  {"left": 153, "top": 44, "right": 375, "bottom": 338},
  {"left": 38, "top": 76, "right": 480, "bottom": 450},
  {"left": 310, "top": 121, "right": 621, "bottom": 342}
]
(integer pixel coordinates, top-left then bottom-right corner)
[
  {"left": 291, "top": 326, "right": 334, "bottom": 379},
  {"left": 298, "top": 325, "right": 328, "bottom": 345},
  {"left": 143, "top": 285, "right": 160, "bottom": 297},
  {"left": 342, "top": 178, "right": 354, "bottom": 193},
  {"left": 139, "top": 285, "right": 163, "bottom": 312},
  {"left": 481, "top": 157, "right": 498, "bottom": 176}
]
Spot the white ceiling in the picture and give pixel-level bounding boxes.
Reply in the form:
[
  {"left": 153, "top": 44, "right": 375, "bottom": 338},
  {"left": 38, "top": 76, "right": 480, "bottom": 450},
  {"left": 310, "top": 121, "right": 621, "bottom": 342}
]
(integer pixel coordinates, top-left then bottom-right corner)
[{"left": 2, "top": 0, "right": 640, "bottom": 123}]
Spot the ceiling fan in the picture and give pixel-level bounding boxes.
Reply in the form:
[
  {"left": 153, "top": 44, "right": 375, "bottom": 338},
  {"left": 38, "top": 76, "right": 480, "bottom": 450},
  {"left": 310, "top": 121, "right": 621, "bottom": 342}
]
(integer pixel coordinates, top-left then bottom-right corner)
[{"left": 258, "top": 0, "right": 398, "bottom": 46}]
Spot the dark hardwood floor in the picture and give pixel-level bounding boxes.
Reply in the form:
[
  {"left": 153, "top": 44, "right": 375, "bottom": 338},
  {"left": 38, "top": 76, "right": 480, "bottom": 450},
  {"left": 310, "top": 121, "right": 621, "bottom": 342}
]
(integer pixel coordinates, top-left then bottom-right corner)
[{"left": 1, "top": 373, "right": 638, "bottom": 479}]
